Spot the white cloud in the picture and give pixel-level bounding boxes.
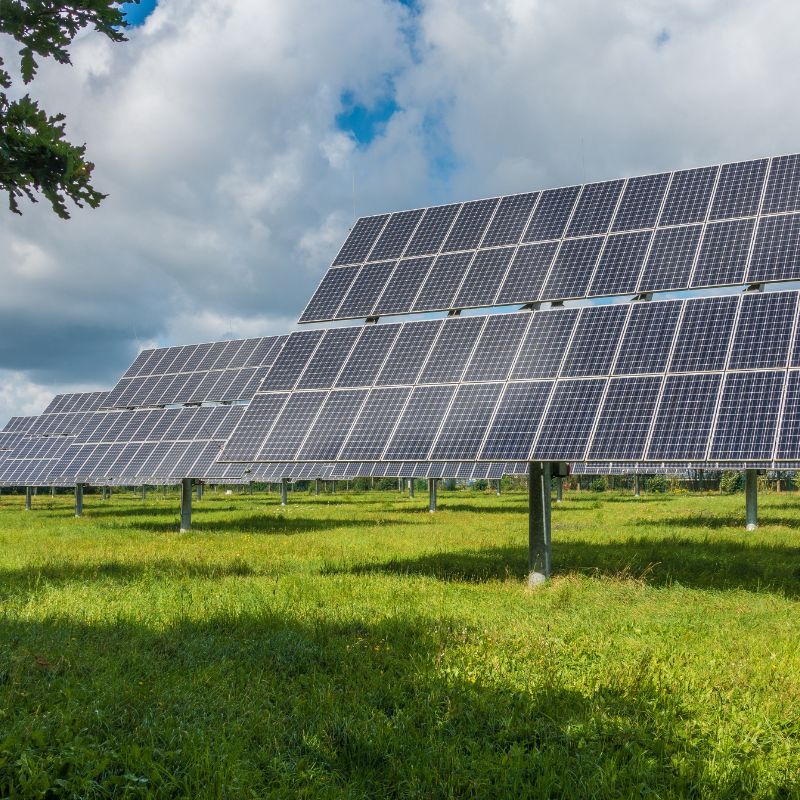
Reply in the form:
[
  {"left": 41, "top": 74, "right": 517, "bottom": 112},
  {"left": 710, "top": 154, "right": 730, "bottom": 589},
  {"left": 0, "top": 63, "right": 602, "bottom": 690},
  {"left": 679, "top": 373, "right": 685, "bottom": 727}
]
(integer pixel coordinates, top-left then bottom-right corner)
[{"left": 1, "top": 0, "right": 799, "bottom": 420}]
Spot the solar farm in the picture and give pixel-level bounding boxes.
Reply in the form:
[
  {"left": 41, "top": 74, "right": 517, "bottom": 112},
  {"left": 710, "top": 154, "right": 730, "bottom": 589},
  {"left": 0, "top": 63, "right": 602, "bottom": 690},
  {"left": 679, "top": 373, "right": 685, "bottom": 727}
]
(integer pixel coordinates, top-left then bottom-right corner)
[{"left": 3, "top": 154, "right": 800, "bottom": 796}]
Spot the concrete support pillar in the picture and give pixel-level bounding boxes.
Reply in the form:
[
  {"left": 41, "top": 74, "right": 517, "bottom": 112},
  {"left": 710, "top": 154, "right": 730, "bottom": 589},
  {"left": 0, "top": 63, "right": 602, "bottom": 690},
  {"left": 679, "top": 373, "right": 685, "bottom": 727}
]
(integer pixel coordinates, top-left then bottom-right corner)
[
  {"left": 556, "top": 477, "right": 563, "bottom": 503},
  {"left": 315, "top": 479, "right": 320, "bottom": 496},
  {"left": 75, "top": 483, "right": 84, "bottom": 518},
  {"left": 25, "top": 487, "right": 32, "bottom": 511},
  {"left": 180, "top": 478, "right": 192, "bottom": 532},
  {"left": 428, "top": 478, "right": 437, "bottom": 512},
  {"left": 408, "top": 479, "right": 415, "bottom": 498},
  {"left": 746, "top": 469, "right": 758, "bottom": 531},
  {"left": 634, "top": 474, "right": 641, "bottom": 497},
  {"left": 280, "top": 478, "right": 288, "bottom": 506},
  {"left": 528, "top": 462, "right": 552, "bottom": 585}
]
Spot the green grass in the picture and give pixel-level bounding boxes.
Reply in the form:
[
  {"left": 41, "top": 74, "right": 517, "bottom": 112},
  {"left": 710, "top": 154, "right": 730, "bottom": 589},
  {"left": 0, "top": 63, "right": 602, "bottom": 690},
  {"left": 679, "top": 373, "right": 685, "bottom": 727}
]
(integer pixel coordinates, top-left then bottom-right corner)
[{"left": 1, "top": 487, "right": 799, "bottom": 798}]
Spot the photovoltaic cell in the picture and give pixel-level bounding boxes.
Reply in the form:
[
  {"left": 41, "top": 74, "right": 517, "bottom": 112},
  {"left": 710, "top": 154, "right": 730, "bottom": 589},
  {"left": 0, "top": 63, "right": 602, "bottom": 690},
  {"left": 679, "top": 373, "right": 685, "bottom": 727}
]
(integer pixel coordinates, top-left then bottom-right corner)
[
  {"left": 709, "top": 370, "right": 784, "bottom": 459},
  {"left": 430, "top": 383, "right": 503, "bottom": 459},
  {"left": 728, "top": 291, "right": 796, "bottom": 370},
  {"left": 645, "top": 373, "right": 722, "bottom": 460},
  {"left": 372, "top": 257, "right": 433, "bottom": 316},
  {"left": 669, "top": 296, "right": 738, "bottom": 372},
  {"left": 375, "top": 320, "right": 442, "bottom": 386},
  {"left": 333, "top": 214, "right": 388, "bottom": 266},
  {"left": 637, "top": 225, "right": 702, "bottom": 292},
  {"left": 612, "top": 172, "right": 669, "bottom": 232},
  {"left": 540, "top": 236, "right": 605, "bottom": 301},
  {"left": 404, "top": 204, "right": 461, "bottom": 257},
  {"left": 658, "top": 166, "right": 718, "bottom": 226},
  {"left": 297, "top": 390, "right": 368, "bottom": 460},
  {"left": 338, "top": 387, "right": 411, "bottom": 460},
  {"left": 418, "top": 316, "right": 485, "bottom": 384},
  {"left": 260, "top": 330, "right": 324, "bottom": 391},
  {"left": 383, "top": 385, "right": 455, "bottom": 460},
  {"left": 495, "top": 241, "right": 557, "bottom": 305},
  {"left": 441, "top": 198, "right": 499, "bottom": 252},
  {"left": 613, "top": 300, "right": 681, "bottom": 375},
  {"left": 691, "top": 218, "right": 755, "bottom": 287},
  {"left": 746, "top": 213, "right": 800, "bottom": 283},
  {"left": 299, "top": 268, "right": 359, "bottom": 323},
  {"left": 481, "top": 193, "right": 538, "bottom": 247},
  {"left": 368, "top": 209, "right": 424, "bottom": 260},
  {"left": 336, "top": 261, "right": 397, "bottom": 319},
  {"left": 295, "top": 327, "right": 360, "bottom": 389},
  {"left": 776, "top": 371, "right": 800, "bottom": 458},
  {"left": 566, "top": 180, "right": 624, "bottom": 237},
  {"left": 463, "top": 313, "right": 531, "bottom": 382},
  {"left": 452, "top": 247, "right": 514, "bottom": 308},
  {"left": 587, "top": 376, "right": 662, "bottom": 459},
  {"left": 531, "top": 379, "right": 605, "bottom": 460},
  {"left": 479, "top": 381, "right": 552, "bottom": 460},
  {"left": 412, "top": 252, "right": 473, "bottom": 312},
  {"left": 221, "top": 391, "right": 288, "bottom": 462},
  {"left": 523, "top": 186, "right": 580, "bottom": 242},
  {"left": 588, "top": 230, "right": 652, "bottom": 297},
  {"left": 256, "top": 392, "right": 327, "bottom": 460},
  {"left": 561, "top": 305, "right": 628, "bottom": 377},
  {"left": 335, "top": 324, "right": 399, "bottom": 388},
  {"left": 762, "top": 154, "right": 800, "bottom": 214},
  {"left": 511, "top": 308, "right": 579, "bottom": 379},
  {"left": 709, "top": 159, "right": 768, "bottom": 220}
]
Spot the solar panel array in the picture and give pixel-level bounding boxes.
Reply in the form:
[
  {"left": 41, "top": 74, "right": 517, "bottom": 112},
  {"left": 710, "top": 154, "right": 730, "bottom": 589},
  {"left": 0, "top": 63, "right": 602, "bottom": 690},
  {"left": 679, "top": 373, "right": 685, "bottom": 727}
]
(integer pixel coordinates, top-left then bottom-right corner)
[
  {"left": 224, "top": 288, "right": 800, "bottom": 468},
  {"left": 300, "top": 154, "right": 800, "bottom": 322},
  {"left": 102, "top": 335, "right": 287, "bottom": 409}
]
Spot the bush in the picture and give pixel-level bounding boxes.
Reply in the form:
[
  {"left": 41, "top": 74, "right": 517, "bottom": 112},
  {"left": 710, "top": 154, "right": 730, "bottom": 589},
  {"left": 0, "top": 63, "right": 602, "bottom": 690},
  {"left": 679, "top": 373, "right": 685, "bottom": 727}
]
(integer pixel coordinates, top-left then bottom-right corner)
[
  {"left": 473, "top": 479, "right": 488, "bottom": 491},
  {"left": 589, "top": 476, "right": 608, "bottom": 492},
  {"left": 646, "top": 475, "right": 669, "bottom": 493},
  {"left": 720, "top": 471, "right": 744, "bottom": 494}
]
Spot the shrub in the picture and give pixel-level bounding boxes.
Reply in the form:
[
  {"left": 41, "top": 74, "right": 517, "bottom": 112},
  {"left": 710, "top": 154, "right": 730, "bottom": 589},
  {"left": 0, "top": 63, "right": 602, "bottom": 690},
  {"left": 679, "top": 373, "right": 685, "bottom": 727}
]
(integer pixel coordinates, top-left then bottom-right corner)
[
  {"left": 589, "top": 476, "right": 608, "bottom": 492},
  {"left": 720, "top": 471, "right": 743, "bottom": 494},
  {"left": 646, "top": 475, "right": 669, "bottom": 493}
]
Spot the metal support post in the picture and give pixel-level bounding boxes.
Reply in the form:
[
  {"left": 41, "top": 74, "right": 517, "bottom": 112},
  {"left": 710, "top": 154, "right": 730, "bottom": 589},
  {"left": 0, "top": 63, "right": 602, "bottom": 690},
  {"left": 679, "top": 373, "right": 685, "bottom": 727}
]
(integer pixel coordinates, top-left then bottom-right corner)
[
  {"left": 634, "top": 474, "right": 640, "bottom": 497},
  {"left": 248, "top": 482, "right": 254, "bottom": 496},
  {"left": 428, "top": 478, "right": 437, "bottom": 512},
  {"left": 496, "top": 479, "right": 501, "bottom": 496},
  {"left": 196, "top": 482, "right": 203, "bottom": 501},
  {"left": 141, "top": 485, "right": 147, "bottom": 500},
  {"left": 528, "top": 462, "right": 552, "bottom": 585},
  {"left": 280, "top": 478, "right": 288, "bottom": 506},
  {"left": 556, "top": 477, "right": 563, "bottom": 503},
  {"left": 180, "top": 478, "right": 192, "bottom": 532},
  {"left": 315, "top": 479, "right": 320, "bottom": 496},
  {"left": 25, "top": 486, "right": 32, "bottom": 511},
  {"left": 745, "top": 469, "right": 758, "bottom": 530},
  {"left": 50, "top": 486, "right": 55, "bottom": 498},
  {"left": 408, "top": 479, "right": 415, "bottom": 498},
  {"left": 75, "top": 483, "right": 84, "bottom": 518},
  {"left": 398, "top": 477, "right": 402, "bottom": 492},
  {"left": 331, "top": 480, "right": 336, "bottom": 494}
]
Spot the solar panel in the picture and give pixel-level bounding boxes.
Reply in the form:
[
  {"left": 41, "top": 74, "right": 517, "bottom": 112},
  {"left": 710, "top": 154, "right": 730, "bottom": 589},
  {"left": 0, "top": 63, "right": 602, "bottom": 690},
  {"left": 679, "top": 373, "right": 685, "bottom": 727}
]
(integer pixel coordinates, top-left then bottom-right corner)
[
  {"left": 418, "top": 316, "right": 486, "bottom": 384},
  {"left": 479, "top": 381, "right": 553, "bottom": 460},
  {"left": 637, "top": 225, "right": 702, "bottom": 293},
  {"left": 338, "top": 387, "right": 411, "bottom": 460},
  {"left": 613, "top": 301, "right": 681, "bottom": 375},
  {"left": 404, "top": 204, "right": 461, "bottom": 257},
  {"left": 482, "top": 193, "right": 539, "bottom": 246},
  {"left": 297, "top": 390, "right": 368, "bottom": 460},
  {"left": 463, "top": 313, "right": 532, "bottom": 382},
  {"left": 657, "top": 166, "right": 718, "bottom": 226},
  {"left": 375, "top": 320, "right": 442, "bottom": 386},
  {"left": 691, "top": 218, "right": 756, "bottom": 287},
  {"left": 566, "top": 180, "right": 624, "bottom": 237},
  {"left": 369, "top": 209, "right": 424, "bottom": 260},
  {"left": 762, "top": 154, "right": 800, "bottom": 214},
  {"left": 295, "top": 327, "right": 361, "bottom": 389},
  {"left": 452, "top": 247, "right": 514, "bottom": 308},
  {"left": 430, "top": 383, "right": 503, "bottom": 459},
  {"left": 337, "top": 261, "right": 398, "bottom": 320},
  {"left": 523, "top": 186, "right": 580, "bottom": 241},
  {"left": 560, "top": 305, "right": 628, "bottom": 377},
  {"left": 372, "top": 257, "right": 433, "bottom": 316},
  {"left": 669, "top": 296, "right": 738, "bottom": 372},
  {"left": 510, "top": 308, "right": 579, "bottom": 379},
  {"left": 587, "top": 230, "right": 652, "bottom": 297},
  {"left": 494, "top": 242, "right": 558, "bottom": 306},
  {"left": 747, "top": 213, "right": 800, "bottom": 283},
  {"left": 299, "top": 268, "right": 359, "bottom": 324},
  {"left": 412, "top": 252, "right": 473, "bottom": 312},
  {"left": 335, "top": 324, "right": 400, "bottom": 388},
  {"left": 728, "top": 291, "right": 796, "bottom": 370},
  {"left": 261, "top": 331, "right": 323, "bottom": 391},
  {"left": 776, "top": 370, "right": 800, "bottom": 458},
  {"left": 612, "top": 172, "right": 669, "bottom": 232},
  {"left": 442, "top": 199, "right": 498, "bottom": 252},
  {"left": 256, "top": 392, "right": 326, "bottom": 460},
  {"left": 540, "top": 236, "right": 605, "bottom": 301},
  {"left": 333, "top": 215, "right": 388, "bottom": 266},
  {"left": 708, "top": 158, "right": 768, "bottom": 220},
  {"left": 383, "top": 385, "right": 455, "bottom": 460}
]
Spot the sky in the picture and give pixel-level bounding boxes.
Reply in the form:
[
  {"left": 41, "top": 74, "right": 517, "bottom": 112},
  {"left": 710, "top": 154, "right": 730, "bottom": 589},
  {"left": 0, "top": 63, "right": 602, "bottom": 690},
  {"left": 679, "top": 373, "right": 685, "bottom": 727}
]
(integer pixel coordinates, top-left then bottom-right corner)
[{"left": 0, "top": 0, "right": 799, "bottom": 422}]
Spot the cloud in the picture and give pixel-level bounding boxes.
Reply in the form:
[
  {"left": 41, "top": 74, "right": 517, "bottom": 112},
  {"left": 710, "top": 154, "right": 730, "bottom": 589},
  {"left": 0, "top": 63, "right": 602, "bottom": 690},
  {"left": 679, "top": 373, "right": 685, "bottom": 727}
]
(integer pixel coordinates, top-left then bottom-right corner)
[{"left": 0, "top": 0, "right": 799, "bottom": 420}]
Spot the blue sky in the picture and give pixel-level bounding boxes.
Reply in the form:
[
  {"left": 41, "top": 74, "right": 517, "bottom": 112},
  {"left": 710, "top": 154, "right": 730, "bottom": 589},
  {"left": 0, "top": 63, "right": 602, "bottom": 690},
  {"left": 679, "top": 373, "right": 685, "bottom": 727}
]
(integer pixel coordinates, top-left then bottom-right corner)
[{"left": 122, "top": 0, "right": 158, "bottom": 26}]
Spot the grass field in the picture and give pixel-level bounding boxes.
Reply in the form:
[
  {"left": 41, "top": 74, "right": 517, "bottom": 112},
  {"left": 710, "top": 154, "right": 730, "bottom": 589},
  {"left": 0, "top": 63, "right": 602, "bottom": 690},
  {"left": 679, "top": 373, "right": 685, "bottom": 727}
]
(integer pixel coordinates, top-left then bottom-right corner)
[{"left": 1, "top": 486, "right": 799, "bottom": 798}]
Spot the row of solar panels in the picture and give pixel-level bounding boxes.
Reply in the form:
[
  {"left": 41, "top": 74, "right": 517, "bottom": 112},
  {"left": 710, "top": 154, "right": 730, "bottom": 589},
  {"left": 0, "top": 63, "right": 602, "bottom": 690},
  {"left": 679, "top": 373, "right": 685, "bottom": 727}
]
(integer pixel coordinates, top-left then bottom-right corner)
[
  {"left": 221, "top": 290, "right": 800, "bottom": 467},
  {"left": 301, "top": 154, "right": 800, "bottom": 322}
]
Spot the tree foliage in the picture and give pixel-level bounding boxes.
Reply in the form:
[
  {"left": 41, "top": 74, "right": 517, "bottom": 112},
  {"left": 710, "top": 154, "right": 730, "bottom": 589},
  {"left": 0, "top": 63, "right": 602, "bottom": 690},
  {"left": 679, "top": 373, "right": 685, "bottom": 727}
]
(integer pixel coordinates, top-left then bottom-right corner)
[{"left": 0, "top": 1, "right": 135, "bottom": 218}]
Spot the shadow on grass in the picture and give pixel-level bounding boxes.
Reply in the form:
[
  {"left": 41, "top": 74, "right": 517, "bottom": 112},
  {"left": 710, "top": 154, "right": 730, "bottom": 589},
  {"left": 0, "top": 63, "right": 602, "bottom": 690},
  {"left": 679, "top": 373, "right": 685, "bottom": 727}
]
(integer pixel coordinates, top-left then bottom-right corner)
[
  {"left": 0, "top": 612, "right": 782, "bottom": 798},
  {"left": 330, "top": 537, "right": 800, "bottom": 597},
  {"left": 635, "top": 512, "right": 800, "bottom": 530}
]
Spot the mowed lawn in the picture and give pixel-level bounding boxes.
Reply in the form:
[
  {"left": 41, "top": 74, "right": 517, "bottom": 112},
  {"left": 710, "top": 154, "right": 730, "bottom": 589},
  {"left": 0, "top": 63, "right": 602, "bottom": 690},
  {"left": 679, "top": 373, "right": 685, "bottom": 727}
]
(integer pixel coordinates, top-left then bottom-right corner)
[{"left": 1, "top": 487, "right": 799, "bottom": 798}]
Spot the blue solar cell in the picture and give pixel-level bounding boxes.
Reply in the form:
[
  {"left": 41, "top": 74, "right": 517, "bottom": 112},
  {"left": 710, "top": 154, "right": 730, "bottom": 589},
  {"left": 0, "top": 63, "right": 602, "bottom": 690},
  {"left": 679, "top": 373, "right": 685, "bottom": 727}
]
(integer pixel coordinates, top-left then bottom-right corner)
[
  {"left": 335, "top": 324, "right": 400, "bottom": 388},
  {"left": 587, "top": 376, "right": 662, "bottom": 459},
  {"left": 728, "top": 291, "right": 797, "bottom": 370},
  {"left": 372, "top": 257, "right": 433, "bottom": 316},
  {"left": 419, "top": 317, "right": 486, "bottom": 384},
  {"left": 481, "top": 193, "right": 539, "bottom": 247},
  {"left": 762, "top": 154, "right": 800, "bottom": 214},
  {"left": 299, "top": 267, "right": 359, "bottom": 323},
  {"left": 336, "top": 261, "right": 398, "bottom": 319},
  {"left": 566, "top": 180, "right": 624, "bottom": 237},
  {"left": 383, "top": 385, "right": 455, "bottom": 460},
  {"left": 430, "top": 383, "right": 504, "bottom": 459},
  {"left": 659, "top": 166, "right": 718, "bottom": 226},
  {"left": 295, "top": 327, "right": 361, "bottom": 389},
  {"left": 612, "top": 172, "right": 670, "bottom": 232},
  {"left": 463, "top": 313, "right": 532, "bottom": 382},
  {"left": 412, "top": 252, "right": 473, "bottom": 312},
  {"left": 540, "top": 236, "right": 605, "bottom": 301},
  {"left": 479, "top": 381, "right": 553, "bottom": 460},
  {"left": 256, "top": 391, "right": 327, "bottom": 460},
  {"left": 690, "top": 218, "right": 755, "bottom": 287},
  {"left": 588, "top": 230, "right": 652, "bottom": 297},
  {"left": 404, "top": 204, "right": 461, "bottom": 257},
  {"left": 368, "top": 209, "right": 424, "bottom": 261},
  {"left": 260, "top": 330, "right": 324, "bottom": 391},
  {"left": 637, "top": 225, "right": 702, "bottom": 293},
  {"left": 709, "top": 370, "right": 784, "bottom": 460},
  {"left": 452, "top": 247, "right": 514, "bottom": 308},
  {"left": 223, "top": 393, "right": 282, "bottom": 460},
  {"left": 746, "top": 213, "right": 800, "bottom": 283},
  {"left": 531, "top": 379, "right": 605, "bottom": 460},
  {"left": 522, "top": 186, "right": 580, "bottom": 242},
  {"left": 511, "top": 307, "right": 579, "bottom": 379},
  {"left": 297, "top": 390, "right": 369, "bottom": 460},
  {"left": 375, "top": 320, "right": 442, "bottom": 386},
  {"left": 441, "top": 198, "right": 499, "bottom": 252},
  {"left": 776, "top": 371, "right": 800, "bottom": 459},
  {"left": 669, "top": 296, "right": 738, "bottom": 372},
  {"left": 613, "top": 300, "right": 682, "bottom": 375},
  {"left": 561, "top": 305, "right": 628, "bottom": 377},
  {"left": 333, "top": 214, "right": 389, "bottom": 265},
  {"left": 709, "top": 158, "right": 768, "bottom": 220},
  {"left": 494, "top": 241, "right": 558, "bottom": 306}
]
